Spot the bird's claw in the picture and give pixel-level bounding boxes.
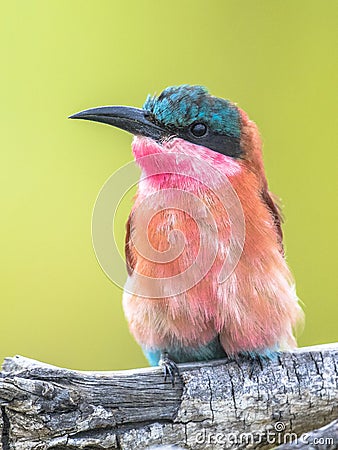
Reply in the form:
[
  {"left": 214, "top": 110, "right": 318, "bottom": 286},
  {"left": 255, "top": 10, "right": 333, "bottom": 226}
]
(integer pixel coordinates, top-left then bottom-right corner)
[{"left": 159, "top": 352, "right": 179, "bottom": 386}]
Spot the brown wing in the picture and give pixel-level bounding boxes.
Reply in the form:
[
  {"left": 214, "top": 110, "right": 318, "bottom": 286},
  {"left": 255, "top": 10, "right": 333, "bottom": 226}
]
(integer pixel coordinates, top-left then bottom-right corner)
[
  {"left": 261, "top": 189, "right": 284, "bottom": 254},
  {"left": 125, "top": 213, "right": 137, "bottom": 275}
]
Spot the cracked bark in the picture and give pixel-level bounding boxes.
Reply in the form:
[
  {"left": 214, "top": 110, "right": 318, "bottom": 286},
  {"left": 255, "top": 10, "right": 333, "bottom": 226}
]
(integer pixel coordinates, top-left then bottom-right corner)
[{"left": 0, "top": 343, "right": 337, "bottom": 449}]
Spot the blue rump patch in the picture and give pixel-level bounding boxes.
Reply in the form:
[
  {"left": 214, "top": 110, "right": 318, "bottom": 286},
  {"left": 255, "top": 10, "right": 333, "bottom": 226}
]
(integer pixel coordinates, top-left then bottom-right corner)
[{"left": 142, "top": 336, "right": 227, "bottom": 366}]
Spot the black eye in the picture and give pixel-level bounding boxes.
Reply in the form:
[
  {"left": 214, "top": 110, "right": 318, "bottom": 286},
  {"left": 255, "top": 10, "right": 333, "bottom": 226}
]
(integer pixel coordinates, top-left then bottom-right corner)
[{"left": 190, "top": 122, "right": 207, "bottom": 137}]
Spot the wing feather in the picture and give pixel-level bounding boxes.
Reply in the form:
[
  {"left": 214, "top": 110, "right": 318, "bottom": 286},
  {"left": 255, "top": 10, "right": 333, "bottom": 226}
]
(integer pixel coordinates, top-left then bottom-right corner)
[
  {"left": 261, "top": 189, "right": 284, "bottom": 254},
  {"left": 125, "top": 214, "right": 137, "bottom": 275}
]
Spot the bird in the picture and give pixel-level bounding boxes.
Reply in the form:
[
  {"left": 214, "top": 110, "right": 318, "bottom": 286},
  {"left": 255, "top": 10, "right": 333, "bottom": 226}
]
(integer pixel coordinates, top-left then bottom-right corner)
[{"left": 70, "top": 85, "right": 303, "bottom": 382}]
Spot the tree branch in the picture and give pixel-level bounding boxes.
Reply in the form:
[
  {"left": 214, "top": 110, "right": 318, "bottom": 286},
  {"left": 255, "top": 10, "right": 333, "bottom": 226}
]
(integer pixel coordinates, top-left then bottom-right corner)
[{"left": 0, "top": 343, "right": 337, "bottom": 449}]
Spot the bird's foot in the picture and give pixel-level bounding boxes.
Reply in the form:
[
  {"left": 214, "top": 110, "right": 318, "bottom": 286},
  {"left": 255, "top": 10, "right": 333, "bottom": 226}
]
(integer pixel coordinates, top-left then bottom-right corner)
[{"left": 159, "top": 352, "right": 179, "bottom": 386}]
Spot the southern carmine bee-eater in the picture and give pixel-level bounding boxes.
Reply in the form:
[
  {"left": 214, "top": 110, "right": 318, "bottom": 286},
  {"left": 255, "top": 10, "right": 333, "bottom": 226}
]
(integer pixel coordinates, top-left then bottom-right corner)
[{"left": 70, "top": 85, "right": 303, "bottom": 382}]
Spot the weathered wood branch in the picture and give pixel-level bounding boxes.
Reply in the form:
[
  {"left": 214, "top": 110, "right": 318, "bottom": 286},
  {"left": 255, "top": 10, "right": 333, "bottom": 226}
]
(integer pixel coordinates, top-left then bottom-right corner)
[{"left": 0, "top": 344, "right": 337, "bottom": 449}]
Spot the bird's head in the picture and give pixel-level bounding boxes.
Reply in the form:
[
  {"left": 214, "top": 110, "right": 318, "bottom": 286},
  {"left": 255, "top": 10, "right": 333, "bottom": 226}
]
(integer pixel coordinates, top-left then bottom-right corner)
[
  {"left": 141, "top": 85, "right": 242, "bottom": 158},
  {"left": 70, "top": 85, "right": 265, "bottom": 178}
]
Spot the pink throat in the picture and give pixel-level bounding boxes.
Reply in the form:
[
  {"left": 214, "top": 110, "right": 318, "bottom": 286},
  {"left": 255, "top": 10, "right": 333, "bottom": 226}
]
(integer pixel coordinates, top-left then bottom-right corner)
[{"left": 131, "top": 136, "right": 242, "bottom": 180}]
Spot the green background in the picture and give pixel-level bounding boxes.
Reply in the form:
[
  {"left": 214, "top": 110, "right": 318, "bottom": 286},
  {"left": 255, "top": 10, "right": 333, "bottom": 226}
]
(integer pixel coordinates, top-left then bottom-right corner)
[{"left": 1, "top": 1, "right": 337, "bottom": 370}]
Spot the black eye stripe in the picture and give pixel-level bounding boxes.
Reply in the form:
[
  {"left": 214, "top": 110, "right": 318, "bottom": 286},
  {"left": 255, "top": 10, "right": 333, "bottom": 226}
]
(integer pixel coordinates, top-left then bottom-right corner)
[
  {"left": 190, "top": 122, "right": 207, "bottom": 137},
  {"left": 148, "top": 118, "right": 242, "bottom": 158}
]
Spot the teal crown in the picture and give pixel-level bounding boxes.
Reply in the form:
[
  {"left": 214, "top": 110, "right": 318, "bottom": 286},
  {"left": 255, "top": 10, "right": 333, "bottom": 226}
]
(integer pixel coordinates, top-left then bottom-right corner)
[{"left": 143, "top": 85, "right": 240, "bottom": 139}]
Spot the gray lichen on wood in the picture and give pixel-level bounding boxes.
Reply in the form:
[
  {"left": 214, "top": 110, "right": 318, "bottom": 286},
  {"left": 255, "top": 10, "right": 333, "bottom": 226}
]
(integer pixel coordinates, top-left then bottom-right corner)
[{"left": 0, "top": 343, "right": 337, "bottom": 449}]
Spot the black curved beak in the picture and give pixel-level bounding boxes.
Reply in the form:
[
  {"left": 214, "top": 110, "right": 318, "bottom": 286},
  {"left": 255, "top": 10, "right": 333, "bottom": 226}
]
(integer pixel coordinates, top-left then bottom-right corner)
[{"left": 69, "top": 106, "right": 167, "bottom": 141}]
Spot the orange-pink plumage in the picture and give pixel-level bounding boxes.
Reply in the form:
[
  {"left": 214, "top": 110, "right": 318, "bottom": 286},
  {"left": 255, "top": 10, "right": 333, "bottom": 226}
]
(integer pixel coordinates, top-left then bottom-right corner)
[{"left": 71, "top": 85, "right": 303, "bottom": 368}]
